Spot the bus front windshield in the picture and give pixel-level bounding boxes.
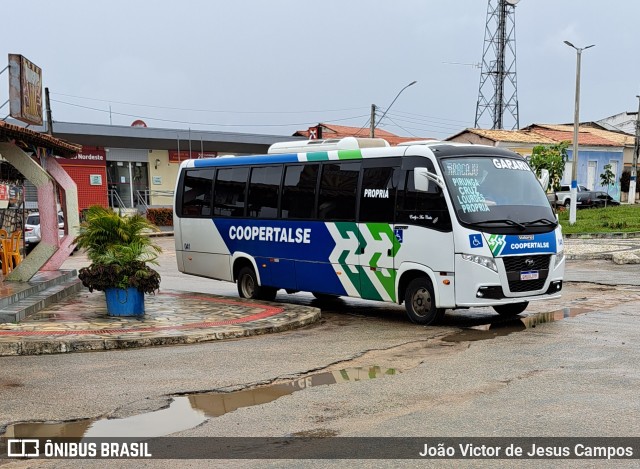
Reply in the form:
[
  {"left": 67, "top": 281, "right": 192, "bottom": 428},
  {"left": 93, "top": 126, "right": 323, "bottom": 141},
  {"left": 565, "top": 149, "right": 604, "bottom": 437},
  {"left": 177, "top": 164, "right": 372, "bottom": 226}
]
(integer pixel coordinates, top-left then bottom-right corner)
[{"left": 440, "top": 156, "right": 556, "bottom": 232}]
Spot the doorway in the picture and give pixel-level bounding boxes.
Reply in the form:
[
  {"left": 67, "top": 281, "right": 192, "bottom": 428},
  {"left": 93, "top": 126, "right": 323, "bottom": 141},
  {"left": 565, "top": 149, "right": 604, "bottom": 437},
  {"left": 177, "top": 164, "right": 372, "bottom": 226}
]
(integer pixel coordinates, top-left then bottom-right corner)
[{"left": 106, "top": 162, "right": 149, "bottom": 209}]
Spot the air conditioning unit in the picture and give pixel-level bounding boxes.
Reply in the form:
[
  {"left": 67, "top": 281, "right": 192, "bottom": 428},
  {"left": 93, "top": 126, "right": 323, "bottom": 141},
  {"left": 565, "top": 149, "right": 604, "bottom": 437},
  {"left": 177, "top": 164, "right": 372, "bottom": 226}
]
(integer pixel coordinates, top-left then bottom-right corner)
[{"left": 268, "top": 137, "right": 390, "bottom": 154}]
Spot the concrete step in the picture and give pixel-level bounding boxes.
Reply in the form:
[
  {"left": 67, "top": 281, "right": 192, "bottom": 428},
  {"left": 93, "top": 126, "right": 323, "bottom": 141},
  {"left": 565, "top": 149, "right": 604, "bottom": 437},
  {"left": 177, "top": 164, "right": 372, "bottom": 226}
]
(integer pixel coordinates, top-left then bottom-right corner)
[
  {"left": 0, "top": 277, "right": 83, "bottom": 323},
  {"left": 0, "top": 270, "right": 78, "bottom": 309}
]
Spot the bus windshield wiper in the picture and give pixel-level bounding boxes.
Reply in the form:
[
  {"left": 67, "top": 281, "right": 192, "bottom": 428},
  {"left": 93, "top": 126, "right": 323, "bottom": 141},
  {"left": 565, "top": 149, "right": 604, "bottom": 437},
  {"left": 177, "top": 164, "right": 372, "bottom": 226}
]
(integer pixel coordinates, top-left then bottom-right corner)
[
  {"left": 473, "top": 219, "right": 526, "bottom": 231},
  {"left": 522, "top": 218, "right": 557, "bottom": 227}
]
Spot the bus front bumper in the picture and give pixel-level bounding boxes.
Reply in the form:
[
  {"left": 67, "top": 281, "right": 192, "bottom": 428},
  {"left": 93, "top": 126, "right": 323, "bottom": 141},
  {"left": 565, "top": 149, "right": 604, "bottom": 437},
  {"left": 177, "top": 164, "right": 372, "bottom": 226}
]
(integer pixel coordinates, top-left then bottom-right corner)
[{"left": 453, "top": 252, "right": 565, "bottom": 308}]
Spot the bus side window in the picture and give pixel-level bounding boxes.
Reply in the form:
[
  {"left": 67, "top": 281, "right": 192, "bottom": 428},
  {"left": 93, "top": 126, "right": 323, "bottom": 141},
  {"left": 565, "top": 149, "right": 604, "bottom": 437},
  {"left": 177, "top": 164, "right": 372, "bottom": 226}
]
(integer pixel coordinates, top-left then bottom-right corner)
[
  {"left": 397, "top": 170, "right": 452, "bottom": 231},
  {"left": 281, "top": 164, "right": 319, "bottom": 219},
  {"left": 181, "top": 169, "right": 214, "bottom": 217},
  {"left": 318, "top": 162, "right": 360, "bottom": 221},
  {"left": 214, "top": 167, "right": 249, "bottom": 217},
  {"left": 359, "top": 166, "right": 398, "bottom": 223},
  {"left": 248, "top": 165, "right": 282, "bottom": 219}
]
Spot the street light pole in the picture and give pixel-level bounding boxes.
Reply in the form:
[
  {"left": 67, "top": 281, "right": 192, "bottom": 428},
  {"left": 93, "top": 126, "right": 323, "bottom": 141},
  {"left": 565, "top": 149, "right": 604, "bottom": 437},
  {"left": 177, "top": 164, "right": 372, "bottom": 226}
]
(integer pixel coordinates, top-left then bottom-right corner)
[
  {"left": 564, "top": 41, "right": 594, "bottom": 225},
  {"left": 629, "top": 95, "right": 640, "bottom": 204},
  {"left": 371, "top": 81, "right": 417, "bottom": 137}
]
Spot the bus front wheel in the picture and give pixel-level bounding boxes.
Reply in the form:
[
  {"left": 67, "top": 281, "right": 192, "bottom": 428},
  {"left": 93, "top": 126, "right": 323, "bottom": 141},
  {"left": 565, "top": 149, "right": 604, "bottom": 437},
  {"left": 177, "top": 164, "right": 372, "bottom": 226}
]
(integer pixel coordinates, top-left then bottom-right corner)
[
  {"left": 404, "top": 277, "right": 445, "bottom": 325},
  {"left": 237, "top": 267, "right": 277, "bottom": 301},
  {"left": 493, "top": 302, "right": 528, "bottom": 316}
]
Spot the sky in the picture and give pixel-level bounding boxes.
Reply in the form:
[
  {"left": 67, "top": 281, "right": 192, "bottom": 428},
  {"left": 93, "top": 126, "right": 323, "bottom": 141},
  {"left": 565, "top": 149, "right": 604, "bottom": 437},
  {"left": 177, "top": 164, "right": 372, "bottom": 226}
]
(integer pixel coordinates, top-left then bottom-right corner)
[{"left": 2, "top": 0, "right": 640, "bottom": 140}]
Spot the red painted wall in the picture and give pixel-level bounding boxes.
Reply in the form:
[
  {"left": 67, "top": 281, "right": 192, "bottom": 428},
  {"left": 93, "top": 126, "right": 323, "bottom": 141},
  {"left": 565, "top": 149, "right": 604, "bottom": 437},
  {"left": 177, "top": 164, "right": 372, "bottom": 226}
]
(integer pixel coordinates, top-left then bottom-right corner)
[{"left": 57, "top": 146, "right": 108, "bottom": 210}]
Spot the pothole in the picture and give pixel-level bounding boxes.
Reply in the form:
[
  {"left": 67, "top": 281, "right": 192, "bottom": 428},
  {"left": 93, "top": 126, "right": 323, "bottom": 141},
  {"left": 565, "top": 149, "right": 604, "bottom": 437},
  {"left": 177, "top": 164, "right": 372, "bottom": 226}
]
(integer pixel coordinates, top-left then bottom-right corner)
[
  {"left": 441, "top": 307, "right": 592, "bottom": 342},
  {"left": 1, "top": 366, "right": 398, "bottom": 439}
]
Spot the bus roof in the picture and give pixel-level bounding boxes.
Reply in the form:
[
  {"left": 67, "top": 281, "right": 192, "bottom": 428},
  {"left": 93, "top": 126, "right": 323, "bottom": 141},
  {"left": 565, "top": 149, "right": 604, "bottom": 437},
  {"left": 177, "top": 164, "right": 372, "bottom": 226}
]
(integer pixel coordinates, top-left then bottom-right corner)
[{"left": 182, "top": 142, "right": 524, "bottom": 169}]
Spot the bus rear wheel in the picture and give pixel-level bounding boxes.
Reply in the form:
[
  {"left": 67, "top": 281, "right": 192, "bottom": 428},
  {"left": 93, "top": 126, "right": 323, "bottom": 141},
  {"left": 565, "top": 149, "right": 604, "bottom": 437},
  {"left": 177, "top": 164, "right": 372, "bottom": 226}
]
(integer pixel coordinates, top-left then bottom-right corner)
[
  {"left": 404, "top": 277, "right": 445, "bottom": 325},
  {"left": 493, "top": 302, "right": 529, "bottom": 316},
  {"left": 237, "top": 267, "right": 277, "bottom": 301}
]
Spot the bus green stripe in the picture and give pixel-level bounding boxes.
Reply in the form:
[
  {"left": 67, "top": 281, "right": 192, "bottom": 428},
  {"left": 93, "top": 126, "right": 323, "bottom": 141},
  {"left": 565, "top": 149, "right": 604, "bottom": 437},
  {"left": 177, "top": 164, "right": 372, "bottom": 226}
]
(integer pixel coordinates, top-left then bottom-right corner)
[
  {"left": 306, "top": 152, "right": 329, "bottom": 161},
  {"left": 337, "top": 150, "right": 362, "bottom": 160}
]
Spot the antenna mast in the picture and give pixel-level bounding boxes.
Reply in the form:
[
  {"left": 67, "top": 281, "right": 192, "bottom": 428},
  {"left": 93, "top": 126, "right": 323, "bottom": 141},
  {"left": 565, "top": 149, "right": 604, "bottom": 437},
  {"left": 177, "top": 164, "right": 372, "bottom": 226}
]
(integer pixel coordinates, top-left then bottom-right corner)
[{"left": 475, "top": 0, "right": 520, "bottom": 130}]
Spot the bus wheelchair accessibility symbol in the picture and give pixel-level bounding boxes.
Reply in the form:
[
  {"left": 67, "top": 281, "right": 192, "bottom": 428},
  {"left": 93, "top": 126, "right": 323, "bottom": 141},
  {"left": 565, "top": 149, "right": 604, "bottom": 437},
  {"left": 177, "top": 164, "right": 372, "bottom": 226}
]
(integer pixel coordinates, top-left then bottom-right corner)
[{"left": 469, "top": 234, "right": 483, "bottom": 248}]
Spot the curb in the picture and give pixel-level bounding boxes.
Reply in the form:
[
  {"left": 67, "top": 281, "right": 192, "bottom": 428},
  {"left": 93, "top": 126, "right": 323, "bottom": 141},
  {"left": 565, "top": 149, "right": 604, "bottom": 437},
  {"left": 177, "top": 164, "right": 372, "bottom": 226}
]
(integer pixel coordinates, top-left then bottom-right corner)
[
  {"left": 0, "top": 292, "right": 321, "bottom": 356},
  {"left": 0, "top": 310, "right": 320, "bottom": 356},
  {"left": 564, "top": 232, "right": 640, "bottom": 239}
]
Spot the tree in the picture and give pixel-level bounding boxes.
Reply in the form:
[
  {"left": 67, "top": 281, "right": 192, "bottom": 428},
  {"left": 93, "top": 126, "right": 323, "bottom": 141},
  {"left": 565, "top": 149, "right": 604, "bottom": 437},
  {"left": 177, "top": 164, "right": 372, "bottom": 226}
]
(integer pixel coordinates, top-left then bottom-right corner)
[
  {"left": 600, "top": 164, "right": 615, "bottom": 207},
  {"left": 528, "top": 142, "right": 569, "bottom": 192}
]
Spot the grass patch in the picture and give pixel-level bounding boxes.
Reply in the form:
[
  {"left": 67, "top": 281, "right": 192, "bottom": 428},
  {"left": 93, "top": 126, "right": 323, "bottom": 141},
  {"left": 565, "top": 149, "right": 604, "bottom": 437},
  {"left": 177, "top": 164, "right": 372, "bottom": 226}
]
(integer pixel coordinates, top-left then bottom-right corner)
[{"left": 558, "top": 205, "right": 640, "bottom": 234}]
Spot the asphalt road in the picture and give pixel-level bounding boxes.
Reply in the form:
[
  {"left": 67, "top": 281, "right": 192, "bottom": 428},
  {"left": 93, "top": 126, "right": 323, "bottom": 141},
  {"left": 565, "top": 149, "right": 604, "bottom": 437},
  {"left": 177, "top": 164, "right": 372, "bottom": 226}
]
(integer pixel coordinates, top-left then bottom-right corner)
[{"left": 1, "top": 238, "right": 639, "bottom": 468}]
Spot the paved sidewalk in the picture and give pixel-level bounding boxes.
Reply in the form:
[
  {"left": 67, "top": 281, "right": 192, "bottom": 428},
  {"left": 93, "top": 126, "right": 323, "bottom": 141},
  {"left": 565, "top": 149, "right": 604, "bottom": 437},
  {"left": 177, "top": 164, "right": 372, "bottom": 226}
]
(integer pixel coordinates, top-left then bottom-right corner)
[
  {"left": 0, "top": 288, "right": 320, "bottom": 356},
  {"left": 564, "top": 236, "right": 640, "bottom": 263}
]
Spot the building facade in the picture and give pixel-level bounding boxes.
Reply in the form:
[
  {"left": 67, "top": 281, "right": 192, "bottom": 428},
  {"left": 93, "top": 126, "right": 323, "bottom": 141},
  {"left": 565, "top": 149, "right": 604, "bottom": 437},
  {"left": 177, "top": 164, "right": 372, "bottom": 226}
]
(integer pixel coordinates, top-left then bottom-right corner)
[{"left": 44, "top": 122, "right": 302, "bottom": 212}]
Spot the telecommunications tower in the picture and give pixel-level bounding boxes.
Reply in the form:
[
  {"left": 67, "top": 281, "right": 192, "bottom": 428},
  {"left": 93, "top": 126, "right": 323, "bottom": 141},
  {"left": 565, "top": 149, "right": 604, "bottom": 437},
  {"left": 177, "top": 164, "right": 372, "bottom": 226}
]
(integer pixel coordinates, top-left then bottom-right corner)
[{"left": 475, "top": 0, "right": 520, "bottom": 130}]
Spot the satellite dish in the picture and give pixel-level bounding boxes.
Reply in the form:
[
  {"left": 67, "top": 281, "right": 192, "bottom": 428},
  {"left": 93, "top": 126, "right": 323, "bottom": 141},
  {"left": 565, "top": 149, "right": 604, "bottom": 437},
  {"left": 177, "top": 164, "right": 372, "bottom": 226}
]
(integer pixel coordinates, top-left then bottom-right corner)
[{"left": 505, "top": 0, "right": 520, "bottom": 5}]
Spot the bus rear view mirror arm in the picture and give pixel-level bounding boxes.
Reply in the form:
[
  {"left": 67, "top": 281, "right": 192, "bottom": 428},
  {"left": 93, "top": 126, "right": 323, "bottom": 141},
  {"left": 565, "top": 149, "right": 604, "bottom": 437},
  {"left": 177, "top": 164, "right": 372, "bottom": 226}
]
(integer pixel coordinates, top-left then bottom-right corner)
[{"left": 414, "top": 167, "right": 444, "bottom": 192}]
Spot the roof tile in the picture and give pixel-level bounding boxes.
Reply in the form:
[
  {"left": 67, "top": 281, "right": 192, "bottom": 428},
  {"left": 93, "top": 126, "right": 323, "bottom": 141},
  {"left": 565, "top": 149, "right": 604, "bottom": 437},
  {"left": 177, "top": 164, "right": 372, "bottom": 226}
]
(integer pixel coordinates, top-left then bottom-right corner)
[
  {"left": 294, "top": 123, "right": 435, "bottom": 146},
  {"left": 0, "top": 121, "right": 81, "bottom": 156}
]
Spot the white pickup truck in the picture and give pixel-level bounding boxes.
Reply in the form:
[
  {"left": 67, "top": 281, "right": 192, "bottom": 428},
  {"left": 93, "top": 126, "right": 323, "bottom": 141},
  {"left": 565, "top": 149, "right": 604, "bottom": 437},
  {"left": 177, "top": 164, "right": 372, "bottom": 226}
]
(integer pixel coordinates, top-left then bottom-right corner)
[{"left": 554, "top": 184, "right": 590, "bottom": 207}]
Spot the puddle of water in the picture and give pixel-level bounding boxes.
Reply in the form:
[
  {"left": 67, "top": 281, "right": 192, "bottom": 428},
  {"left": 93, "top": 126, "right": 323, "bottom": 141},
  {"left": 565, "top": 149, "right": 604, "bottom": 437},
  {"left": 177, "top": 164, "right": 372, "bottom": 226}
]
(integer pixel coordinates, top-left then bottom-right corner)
[
  {"left": 2, "top": 366, "right": 398, "bottom": 439},
  {"left": 442, "top": 307, "right": 592, "bottom": 343}
]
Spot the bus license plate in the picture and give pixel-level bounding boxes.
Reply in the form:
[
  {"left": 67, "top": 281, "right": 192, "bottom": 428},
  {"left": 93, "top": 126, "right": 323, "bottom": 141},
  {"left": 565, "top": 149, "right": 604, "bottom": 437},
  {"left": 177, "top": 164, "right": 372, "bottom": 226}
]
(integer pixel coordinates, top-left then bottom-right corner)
[{"left": 520, "top": 271, "right": 539, "bottom": 281}]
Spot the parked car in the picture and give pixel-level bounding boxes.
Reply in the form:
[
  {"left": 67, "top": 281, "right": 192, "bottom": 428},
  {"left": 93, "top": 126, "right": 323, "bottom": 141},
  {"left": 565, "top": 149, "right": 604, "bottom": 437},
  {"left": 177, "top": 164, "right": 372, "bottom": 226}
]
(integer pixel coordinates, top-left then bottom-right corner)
[
  {"left": 555, "top": 184, "right": 590, "bottom": 208},
  {"left": 590, "top": 191, "right": 620, "bottom": 208},
  {"left": 24, "top": 212, "right": 65, "bottom": 254}
]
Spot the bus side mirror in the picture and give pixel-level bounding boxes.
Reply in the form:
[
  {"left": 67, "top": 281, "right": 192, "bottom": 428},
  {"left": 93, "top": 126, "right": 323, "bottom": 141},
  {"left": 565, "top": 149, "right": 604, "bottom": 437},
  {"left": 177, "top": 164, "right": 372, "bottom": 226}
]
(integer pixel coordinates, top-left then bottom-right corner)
[
  {"left": 538, "top": 169, "right": 550, "bottom": 192},
  {"left": 414, "top": 167, "right": 430, "bottom": 192}
]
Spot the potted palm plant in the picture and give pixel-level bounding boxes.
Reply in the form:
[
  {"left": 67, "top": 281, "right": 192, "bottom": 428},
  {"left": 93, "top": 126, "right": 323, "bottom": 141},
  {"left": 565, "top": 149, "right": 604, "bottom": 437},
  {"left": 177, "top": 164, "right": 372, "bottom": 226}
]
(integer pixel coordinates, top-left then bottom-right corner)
[{"left": 75, "top": 205, "right": 161, "bottom": 316}]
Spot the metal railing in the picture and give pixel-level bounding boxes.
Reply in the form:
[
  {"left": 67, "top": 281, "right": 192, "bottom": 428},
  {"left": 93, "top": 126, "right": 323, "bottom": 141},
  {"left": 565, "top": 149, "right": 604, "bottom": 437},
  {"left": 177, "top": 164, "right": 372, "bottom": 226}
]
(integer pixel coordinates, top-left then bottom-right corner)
[
  {"left": 135, "top": 190, "right": 174, "bottom": 212},
  {"left": 108, "top": 189, "right": 126, "bottom": 209}
]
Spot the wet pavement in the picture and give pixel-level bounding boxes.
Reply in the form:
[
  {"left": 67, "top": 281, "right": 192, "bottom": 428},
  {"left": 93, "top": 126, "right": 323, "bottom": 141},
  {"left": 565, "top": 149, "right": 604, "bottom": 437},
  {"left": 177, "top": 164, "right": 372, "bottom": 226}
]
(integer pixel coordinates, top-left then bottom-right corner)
[
  {"left": 0, "top": 234, "right": 637, "bottom": 356},
  {"left": 2, "top": 366, "right": 397, "bottom": 438}
]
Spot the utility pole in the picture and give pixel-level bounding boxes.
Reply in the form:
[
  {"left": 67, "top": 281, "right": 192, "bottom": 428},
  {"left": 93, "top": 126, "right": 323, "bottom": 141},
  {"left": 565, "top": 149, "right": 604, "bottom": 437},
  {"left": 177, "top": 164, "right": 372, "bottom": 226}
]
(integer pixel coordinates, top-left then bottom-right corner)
[
  {"left": 564, "top": 41, "right": 594, "bottom": 225},
  {"left": 45, "top": 87, "right": 53, "bottom": 135},
  {"left": 630, "top": 95, "right": 640, "bottom": 204},
  {"left": 370, "top": 104, "right": 376, "bottom": 138}
]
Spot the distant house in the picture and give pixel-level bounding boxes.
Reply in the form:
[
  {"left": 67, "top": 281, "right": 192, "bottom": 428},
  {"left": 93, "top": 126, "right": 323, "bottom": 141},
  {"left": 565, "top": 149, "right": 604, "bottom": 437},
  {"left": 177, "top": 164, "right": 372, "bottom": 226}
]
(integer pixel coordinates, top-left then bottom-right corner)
[
  {"left": 448, "top": 124, "right": 625, "bottom": 200},
  {"left": 294, "top": 123, "right": 434, "bottom": 146},
  {"left": 596, "top": 112, "right": 637, "bottom": 135}
]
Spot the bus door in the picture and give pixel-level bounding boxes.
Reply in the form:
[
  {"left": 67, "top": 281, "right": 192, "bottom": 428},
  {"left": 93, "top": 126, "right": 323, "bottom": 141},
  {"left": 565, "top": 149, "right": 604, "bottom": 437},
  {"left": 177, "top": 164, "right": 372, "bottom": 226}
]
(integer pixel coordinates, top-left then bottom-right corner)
[
  {"left": 393, "top": 161, "right": 455, "bottom": 303},
  {"left": 311, "top": 161, "right": 363, "bottom": 297},
  {"left": 357, "top": 161, "right": 402, "bottom": 302}
]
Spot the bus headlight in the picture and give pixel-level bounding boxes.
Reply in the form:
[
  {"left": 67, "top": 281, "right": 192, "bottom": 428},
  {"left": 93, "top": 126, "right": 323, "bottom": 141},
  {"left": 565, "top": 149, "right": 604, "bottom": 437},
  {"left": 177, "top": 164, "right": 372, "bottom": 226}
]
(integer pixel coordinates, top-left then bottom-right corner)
[
  {"left": 461, "top": 254, "right": 498, "bottom": 273},
  {"left": 554, "top": 250, "right": 565, "bottom": 269}
]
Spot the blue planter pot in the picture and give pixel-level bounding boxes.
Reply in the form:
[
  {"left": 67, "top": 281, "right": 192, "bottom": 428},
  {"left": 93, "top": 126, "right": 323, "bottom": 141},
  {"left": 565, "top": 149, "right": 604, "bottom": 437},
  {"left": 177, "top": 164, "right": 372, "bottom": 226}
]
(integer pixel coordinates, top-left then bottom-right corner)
[{"left": 105, "top": 287, "right": 145, "bottom": 316}]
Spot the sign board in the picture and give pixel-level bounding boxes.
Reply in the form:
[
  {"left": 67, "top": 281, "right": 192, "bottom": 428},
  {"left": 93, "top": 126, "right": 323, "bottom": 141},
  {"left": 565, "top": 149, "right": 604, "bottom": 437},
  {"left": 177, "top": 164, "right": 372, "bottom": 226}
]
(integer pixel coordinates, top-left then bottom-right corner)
[
  {"left": 8, "top": 54, "right": 43, "bottom": 125},
  {"left": 0, "top": 184, "right": 8, "bottom": 209},
  {"left": 168, "top": 150, "right": 218, "bottom": 163},
  {"left": 89, "top": 175, "right": 103, "bottom": 186},
  {"left": 152, "top": 176, "right": 162, "bottom": 185}
]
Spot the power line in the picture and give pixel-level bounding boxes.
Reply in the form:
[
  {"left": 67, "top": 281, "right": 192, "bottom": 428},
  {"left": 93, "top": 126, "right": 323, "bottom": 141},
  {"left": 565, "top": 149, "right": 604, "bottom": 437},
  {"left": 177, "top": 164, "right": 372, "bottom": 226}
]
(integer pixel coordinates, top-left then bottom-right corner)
[
  {"left": 389, "top": 109, "right": 490, "bottom": 127},
  {"left": 51, "top": 99, "right": 369, "bottom": 128},
  {"left": 381, "top": 116, "right": 419, "bottom": 138},
  {"left": 51, "top": 92, "right": 368, "bottom": 115},
  {"left": 384, "top": 113, "right": 467, "bottom": 132}
]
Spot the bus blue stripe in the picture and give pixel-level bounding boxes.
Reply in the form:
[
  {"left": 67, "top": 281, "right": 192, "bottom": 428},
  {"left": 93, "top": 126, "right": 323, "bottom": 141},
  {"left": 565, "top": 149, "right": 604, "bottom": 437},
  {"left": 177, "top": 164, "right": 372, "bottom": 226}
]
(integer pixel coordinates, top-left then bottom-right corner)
[{"left": 193, "top": 154, "right": 299, "bottom": 167}]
